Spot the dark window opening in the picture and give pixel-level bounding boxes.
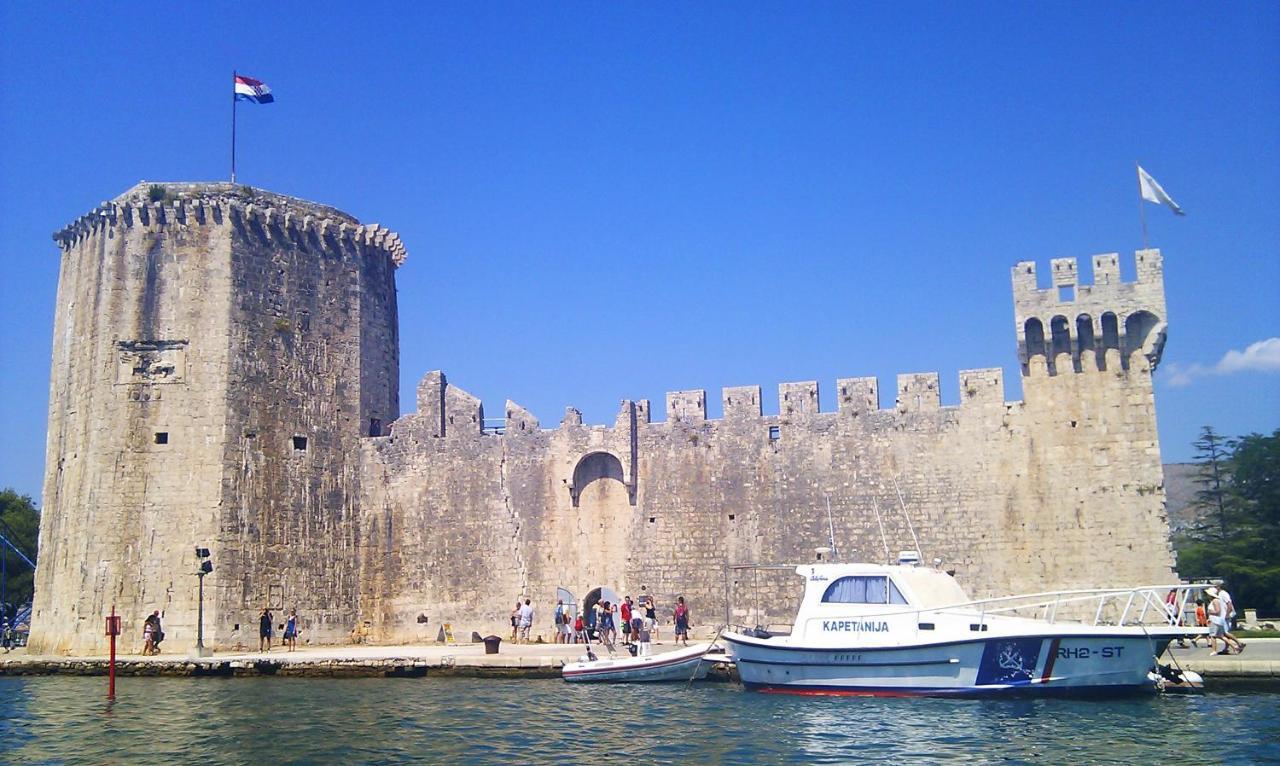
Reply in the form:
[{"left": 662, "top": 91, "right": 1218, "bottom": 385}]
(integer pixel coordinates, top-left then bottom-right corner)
[
  {"left": 154, "top": 432, "right": 168, "bottom": 444},
  {"left": 648, "top": 517, "right": 656, "bottom": 524},
  {"left": 728, "top": 514, "right": 736, "bottom": 521},
  {"left": 292, "top": 436, "right": 308, "bottom": 451},
  {"left": 768, "top": 426, "right": 780, "bottom": 441},
  {"left": 369, "top": 418, "right": 382, "bottom": 437},
  {"left": 1023, "top": 318, "right": 1046, "bottom": 365},
  {"left": 821, "top": 576, "right": 908, "bottom": 604}
]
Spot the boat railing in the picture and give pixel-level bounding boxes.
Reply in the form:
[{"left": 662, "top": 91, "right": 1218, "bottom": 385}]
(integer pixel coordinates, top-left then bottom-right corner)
[{"left": 821, "top": 583, "right": 1212, "bottom": 629}]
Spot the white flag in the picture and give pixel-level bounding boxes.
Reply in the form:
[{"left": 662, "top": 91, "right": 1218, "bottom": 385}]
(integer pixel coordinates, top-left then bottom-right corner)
[{"left": 1138, "top": 166, "right": 1185, "bottom": 216}]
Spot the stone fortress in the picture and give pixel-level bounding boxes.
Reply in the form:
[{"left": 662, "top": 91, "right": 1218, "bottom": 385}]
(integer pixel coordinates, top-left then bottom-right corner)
[{"left": 30, "top": 182, "right": 1175, "bottom": 654}]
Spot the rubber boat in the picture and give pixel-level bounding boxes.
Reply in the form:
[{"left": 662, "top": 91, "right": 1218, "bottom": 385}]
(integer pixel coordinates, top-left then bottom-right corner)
[
  {"left": 562, "top": 642, "right": 715, "bottom": 683},
  {"left": 722, "top": 558, "right": 1207, "bottom": 697}
]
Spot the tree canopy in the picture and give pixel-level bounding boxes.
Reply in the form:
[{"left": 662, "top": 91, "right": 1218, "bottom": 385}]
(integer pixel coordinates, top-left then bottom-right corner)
[
  {"left": 1, "top": 488, "right": 40, "bottom": 624},
  {"left": 1175, "top": 428, "right": 1279, "bottom": 616}
]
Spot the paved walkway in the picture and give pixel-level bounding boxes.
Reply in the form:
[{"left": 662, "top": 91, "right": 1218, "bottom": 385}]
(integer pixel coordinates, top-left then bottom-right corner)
[
  {"left": 1164, "top": 637, "right": 1280, "bottom": 679},
  {"left": 4, "top": 638, "right": 1276, "bottom": 682},
  {"left": 0, "top": 640, "right": 701, "bottom": 677}
]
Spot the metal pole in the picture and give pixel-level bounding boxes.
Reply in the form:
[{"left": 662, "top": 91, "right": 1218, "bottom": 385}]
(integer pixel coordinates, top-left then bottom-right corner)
[
  {"left": 108, "top": 603, "right": 117, "bottom": 700},
  {"left": 1137, "top": 162, "right": 1149, "bottom": 250},
  {"left": 196, "top": 571, "right": 205, "bottom": 653},
  {"left": 231, "top": 71, "right": 237, "bottom": 184}
]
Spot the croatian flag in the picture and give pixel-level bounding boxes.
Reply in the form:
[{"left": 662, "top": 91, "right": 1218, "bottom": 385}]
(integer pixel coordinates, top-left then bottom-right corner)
[{"left": 234, "top": 74, "right": 274, "bottom": 104}]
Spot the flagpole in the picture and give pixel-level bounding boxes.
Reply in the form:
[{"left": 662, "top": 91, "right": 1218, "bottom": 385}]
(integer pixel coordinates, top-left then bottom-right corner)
[
  {"left": 1136, "top": 161, "right": 1148, "bottom": 250},
  {"left": 231, "top": 70, "right": 238, "bottom": 184}
]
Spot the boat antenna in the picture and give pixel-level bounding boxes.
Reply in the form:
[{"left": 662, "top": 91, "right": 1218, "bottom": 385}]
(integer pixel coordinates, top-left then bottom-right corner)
[
  {"left": 824, "top": 495, "right": 839, "bottom": 562},
  {"left": 870, "top": 495, "right": 892, "bottom": 565},
  {"left": 890, "top": 475, "right": 923, "bottom": 559}
]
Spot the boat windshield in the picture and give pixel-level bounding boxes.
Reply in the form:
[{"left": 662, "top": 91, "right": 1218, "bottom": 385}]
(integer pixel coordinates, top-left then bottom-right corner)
[{"left": 821, "top": 576, "right": 908, "bottom": 605}]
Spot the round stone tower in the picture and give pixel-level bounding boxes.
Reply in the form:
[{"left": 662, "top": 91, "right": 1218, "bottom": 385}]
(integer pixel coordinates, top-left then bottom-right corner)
[{"left": 30, "top": 182, "right": 404, "bottom": 654}]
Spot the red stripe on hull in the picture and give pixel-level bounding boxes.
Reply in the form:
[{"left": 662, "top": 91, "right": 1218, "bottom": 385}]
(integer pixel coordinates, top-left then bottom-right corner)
[
  {"left": 757, "top": 686, "right": 934, "bottom": 698},
  {"left": 1040, "top": 638, "right": 1061, "bottom": 683}
]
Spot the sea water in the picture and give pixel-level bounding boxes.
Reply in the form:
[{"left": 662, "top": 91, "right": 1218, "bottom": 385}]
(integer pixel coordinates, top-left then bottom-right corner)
[{"left": 1, "top": 677, "right": 1277, "bottom": 764}]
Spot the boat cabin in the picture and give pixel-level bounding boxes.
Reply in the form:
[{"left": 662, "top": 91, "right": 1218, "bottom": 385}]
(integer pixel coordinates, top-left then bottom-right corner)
[{"left": 790, "top": 562, "right": 972, "bottom": 644}]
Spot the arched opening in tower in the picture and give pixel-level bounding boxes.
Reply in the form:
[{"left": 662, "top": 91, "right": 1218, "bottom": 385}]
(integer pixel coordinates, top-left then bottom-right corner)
[
  {"left": 1124, "top": 311, "right": 1162, "bottom": 369},
  {"left": 1075, "top": 314, "right": 1095, "bottom": 372},
  {"left": 1050, "top": 315, "right": 1071, "bottom": 374},
  {"left": 1023, "top": 318, "right": 1046, "bottom": 374},
  {"left": 1100, "top": 312, "right": 1120, "bottom": 370}
]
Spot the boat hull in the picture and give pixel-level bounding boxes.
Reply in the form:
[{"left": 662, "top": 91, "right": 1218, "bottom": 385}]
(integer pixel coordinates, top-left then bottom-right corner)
[
  {"left": 724, "top": 633, "right": 1170, "bottom": 696},
  {"left": 562, "top": 644, "right": 712, "bottom": 683}
]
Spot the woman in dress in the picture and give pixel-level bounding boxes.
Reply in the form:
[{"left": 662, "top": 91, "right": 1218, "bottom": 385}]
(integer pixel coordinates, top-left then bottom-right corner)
[{"left": 283, "top": 609, "right": 299, "bottom": 652}]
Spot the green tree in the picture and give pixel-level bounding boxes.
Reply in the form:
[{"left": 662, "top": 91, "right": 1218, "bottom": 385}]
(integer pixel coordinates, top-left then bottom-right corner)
[
  {"left": 1191, "top": 425, "right": 1234, "bottom": 538},
  {"left": 1176, "top": 429, "right": 1280, "bottom": 615},
  {"left": 0, "top": 488, "right": 39, "bottom": 624}
]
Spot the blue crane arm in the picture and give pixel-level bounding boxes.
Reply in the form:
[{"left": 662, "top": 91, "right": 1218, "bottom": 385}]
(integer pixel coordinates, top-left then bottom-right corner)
[{"left": 0, "top": 531, "right": 36, "bottom": 569}]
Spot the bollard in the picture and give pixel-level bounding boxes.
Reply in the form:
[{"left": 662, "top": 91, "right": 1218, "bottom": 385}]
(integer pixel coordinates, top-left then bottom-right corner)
[{"left": 105, "top": 605, "right": 121, "bottom": 699}]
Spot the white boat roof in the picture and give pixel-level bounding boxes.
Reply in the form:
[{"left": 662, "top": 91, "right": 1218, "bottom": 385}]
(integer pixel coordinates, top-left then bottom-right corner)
[{"left": 795, "top": 562, "right": 971, "bottom": 609}]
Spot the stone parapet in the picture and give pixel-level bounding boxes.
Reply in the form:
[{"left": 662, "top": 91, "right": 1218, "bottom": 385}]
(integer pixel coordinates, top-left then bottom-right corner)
[{"left": 53, "top": 182, "right": 408, "bottom": 267}]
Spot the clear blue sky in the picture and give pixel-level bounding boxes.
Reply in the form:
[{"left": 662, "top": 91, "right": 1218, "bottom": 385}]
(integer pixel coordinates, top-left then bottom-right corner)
[{"left": 2, "top": 3, "right": 1277, "bottom": 503}]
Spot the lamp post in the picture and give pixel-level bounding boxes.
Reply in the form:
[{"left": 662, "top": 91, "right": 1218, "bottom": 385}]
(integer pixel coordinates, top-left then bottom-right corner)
[{"left": 194, "top": 547, "right": 213, "bottom": 658}]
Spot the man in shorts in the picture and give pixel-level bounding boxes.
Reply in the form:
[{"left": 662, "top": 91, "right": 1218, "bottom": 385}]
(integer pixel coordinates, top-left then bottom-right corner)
[
  {"left": 1205, "top": 587, "right": 1243, "bottom": 655},
  {"left": 517, "top": 599, "right": 534, "bottom": 643}
]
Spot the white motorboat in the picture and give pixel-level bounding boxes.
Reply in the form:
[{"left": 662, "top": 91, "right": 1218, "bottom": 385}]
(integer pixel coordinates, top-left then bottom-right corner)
[
  {"left": 562, "top": 642, "right": 714, "bottom": 683},
  {"left": 722, "top": 560, "right": 1206, "bottom": 697}
]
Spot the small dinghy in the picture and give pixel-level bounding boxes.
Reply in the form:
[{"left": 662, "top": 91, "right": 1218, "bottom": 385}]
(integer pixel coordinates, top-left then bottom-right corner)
[{"left": 562, "top": 642, "right": 714, "bottom": 683}]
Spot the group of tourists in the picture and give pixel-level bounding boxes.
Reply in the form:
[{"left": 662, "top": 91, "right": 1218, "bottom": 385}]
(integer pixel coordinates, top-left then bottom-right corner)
[
  {"left": 140, "top": 607, "right": 300, "bottom": 654},
  {"left": 519, "top": 593, "right": 692, "bottom": 651},
  {"left": 1166, "top": 582, "right": 1247, "bottom": 655}
]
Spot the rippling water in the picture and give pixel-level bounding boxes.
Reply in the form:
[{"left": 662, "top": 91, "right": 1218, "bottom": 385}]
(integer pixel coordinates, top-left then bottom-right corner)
[{"left": 2, "top": 677, "right": 1278, "bottom": 765}]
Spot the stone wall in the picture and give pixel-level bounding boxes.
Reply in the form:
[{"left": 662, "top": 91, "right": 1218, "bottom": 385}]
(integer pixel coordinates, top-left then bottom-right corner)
[
  {"left": 32, "top": 180, "right": 1176, "bottom": 654},
  {"left": 30, "top": 183, "right": 403, "bottom": 654},
  {"left": 357, "top": 250, "right": 1175, "bottom": 642}
]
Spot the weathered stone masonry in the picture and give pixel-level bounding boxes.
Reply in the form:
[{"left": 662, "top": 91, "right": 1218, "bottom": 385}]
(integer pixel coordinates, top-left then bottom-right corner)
[
  {"left": 355, "top": 251, "right": 1174, "bottom": 641},
  {"left": 32, "top": 182, "right": 1175, "bottom": 653},
  {"left": 31, "top": 183, "right": 402, "bottom": 654}
]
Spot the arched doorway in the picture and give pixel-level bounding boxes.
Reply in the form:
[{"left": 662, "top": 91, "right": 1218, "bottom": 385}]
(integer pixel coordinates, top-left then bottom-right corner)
[{"left": 582, "top": 585, "right": 621, "bottom": 632}]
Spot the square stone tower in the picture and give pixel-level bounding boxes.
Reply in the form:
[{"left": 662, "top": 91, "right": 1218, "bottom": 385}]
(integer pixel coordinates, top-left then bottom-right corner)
[{"left": 30, "top": 182, "right": 404, "bottom": 653}]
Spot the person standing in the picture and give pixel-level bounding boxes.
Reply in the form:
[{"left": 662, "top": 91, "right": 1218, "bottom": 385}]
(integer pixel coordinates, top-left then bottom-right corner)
[
  {"left": 1, "top": 620, "right": 11, "bottom": 653},
  {"left": 283, "top": 609, "right": 299, "bottom": 652},
  {"left": 518, "top": 598, "right": 534, "bottom": 643},
  {"left": 259, "top": 607, "right": 274, "bottom": 653},
  {"left": 644, "top": 596, "right": 658, "bottom": 643},
  {"left": 637, "top": 619, "right": 652, "bottom": 657},
  {"left": 510, "top": 600, "right": 521, "bottom": 643},
  {"left": 673, "top": 596, "right": 691, "bottom": 646},
  {"left": 142, "top": 611, "right": 161, "bottom": 655},
  {"left": 620, "top": 597, "right": 633, "bottom": 646},
  {"left": 573, "top": 612, "right": 585, "bottom": 644}
]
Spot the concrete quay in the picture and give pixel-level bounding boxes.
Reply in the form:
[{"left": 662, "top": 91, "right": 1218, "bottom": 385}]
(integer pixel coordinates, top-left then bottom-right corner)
[
  {"left": 1164, "top": 638, "right": 1280, "bottom": 681},
  {"left": 0, "top": 641, "right": 705, "bottom": 679},
  {"left": 3, "top": 639, "right": 1276, "bottom": 686}
]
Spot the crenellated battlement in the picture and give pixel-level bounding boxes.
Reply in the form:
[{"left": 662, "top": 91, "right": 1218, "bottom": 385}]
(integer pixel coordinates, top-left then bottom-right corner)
[
  {"left": 390, "top": 367, "right": 1032, "bottom": 443},
  {"left": 52, "top": 182, "right": 408, "bottom": 267},
  {"left": 1012, "top": 249, "right": 1166, "bottom": 377}
]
